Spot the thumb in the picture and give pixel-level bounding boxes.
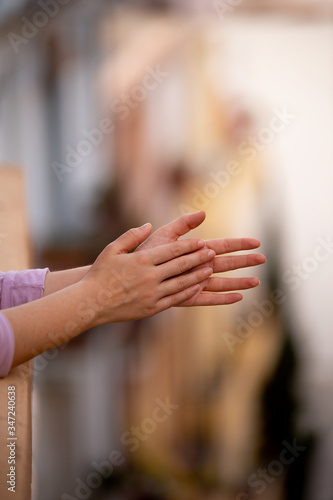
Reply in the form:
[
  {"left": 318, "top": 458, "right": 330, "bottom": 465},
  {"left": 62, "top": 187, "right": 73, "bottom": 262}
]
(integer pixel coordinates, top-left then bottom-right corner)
[{"left": 109, "top": 223, "right": 153, "bottom": 254}]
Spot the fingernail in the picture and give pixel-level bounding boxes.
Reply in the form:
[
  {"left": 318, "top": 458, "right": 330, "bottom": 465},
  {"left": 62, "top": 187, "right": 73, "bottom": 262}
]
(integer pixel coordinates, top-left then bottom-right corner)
[
  {"left": 192, "top": 284, "right": 200, "bottom": 292},
  {"left": 197, "top": 239, "right": 205, "bottom": 248},
  {"left": 141, "top": 223, "right": 151, "bottom": 229},
  {"left": 204, "top": 268, "right": 213, "bottom": 276},
  {"left": 208, "top": 250, "right": 215, "bottom": 258}
]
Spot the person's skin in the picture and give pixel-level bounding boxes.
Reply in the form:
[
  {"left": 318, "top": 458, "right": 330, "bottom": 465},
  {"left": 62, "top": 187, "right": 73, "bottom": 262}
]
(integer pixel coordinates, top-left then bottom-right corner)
[
  {"left": 3, "top": 211, "right": 266, "bottom": 369},
  {"left": 4, "top": 228, "right": 214, "bottom": 368},
  {"left": 43, "top": 211, "right": 265, "bottom": 306},
  {"left": 136, "top": 210, "right": 265, "bottom": 306}
]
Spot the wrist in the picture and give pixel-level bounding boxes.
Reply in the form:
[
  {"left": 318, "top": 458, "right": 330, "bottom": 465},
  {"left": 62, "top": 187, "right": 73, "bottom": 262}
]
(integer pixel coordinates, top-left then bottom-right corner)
[
  {"left": 44, "top": 265, "right": 91, "bottom": 296},
  {"left": 76, "top": 275, "right": 113, "bottom": 329}
]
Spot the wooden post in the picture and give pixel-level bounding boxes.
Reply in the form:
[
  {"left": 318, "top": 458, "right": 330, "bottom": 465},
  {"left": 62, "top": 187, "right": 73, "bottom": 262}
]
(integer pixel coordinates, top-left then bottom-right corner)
[{"left": 0, "top": 168, "right": 32, "bottom": 500}]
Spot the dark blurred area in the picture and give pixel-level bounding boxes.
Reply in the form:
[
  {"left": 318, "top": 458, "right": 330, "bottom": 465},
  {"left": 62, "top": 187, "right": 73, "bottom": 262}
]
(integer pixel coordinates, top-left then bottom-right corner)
[{"left": 1, "top": 1, "right": 333, "bottom": 499}]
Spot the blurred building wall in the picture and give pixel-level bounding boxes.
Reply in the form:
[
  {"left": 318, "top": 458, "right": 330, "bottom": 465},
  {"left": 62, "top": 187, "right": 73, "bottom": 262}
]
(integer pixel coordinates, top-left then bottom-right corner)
[{"left": 1, "top": 2, "right": 333, "bottom": 500}]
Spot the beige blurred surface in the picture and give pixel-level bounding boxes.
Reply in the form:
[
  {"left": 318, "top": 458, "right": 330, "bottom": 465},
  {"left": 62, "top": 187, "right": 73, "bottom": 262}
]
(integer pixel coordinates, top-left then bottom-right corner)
[
  {"left": 0, "top": 167, "right": 32, "bottom": 500},
  {"left": 1, "top": 3, "right": 332, "bottom": 499}
]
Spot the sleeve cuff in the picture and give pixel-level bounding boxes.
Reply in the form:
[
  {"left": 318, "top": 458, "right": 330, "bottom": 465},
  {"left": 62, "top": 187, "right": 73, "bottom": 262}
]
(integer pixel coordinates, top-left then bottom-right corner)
[{"left": 1, "top": 268, "right": 50, "bottom": 309}]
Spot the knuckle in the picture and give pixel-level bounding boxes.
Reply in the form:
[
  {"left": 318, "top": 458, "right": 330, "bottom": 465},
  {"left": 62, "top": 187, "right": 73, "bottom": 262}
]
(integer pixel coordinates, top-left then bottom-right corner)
[
  {"left": 177, "top": 257, "right": 189, "bottom": 274},
  {"left": 127, "top": 228, "right": 137, "bottom": 238},
  {"left": 144, "top": 300, "right": 158, "bottom": 317},
  {"left": 225, "top": 256, "right": 233, "bottom": 267},
  {"left": 171, "top": 241, "right": 182, "bottom": 257},
  {"left": 177, "top": 276, "right": 186, "bottom": 290},
  {"left": 136, "top": 253, "right": 148, "bottom": 266},
  {"left": 168, "top": 294, "right": 179, "bottom": 307},
  {"left": 104, "top": 243, "right": 114, "bottom": 256},
  {"left": 148, "top": 267, "right": 158, "bottom": 282},
  {"left": 200, "top": 250, "right": 212, "bottom": 263}
]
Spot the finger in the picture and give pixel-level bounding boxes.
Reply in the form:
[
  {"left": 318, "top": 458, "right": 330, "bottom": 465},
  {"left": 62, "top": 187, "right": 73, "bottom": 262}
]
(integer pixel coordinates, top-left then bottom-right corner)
[
  {"left": 159, "top": 248, "right": 216, "bottom": 280},
  {"left": 137, "top": 211, "right": 206, "bottom": 251},
  {"left": 180, "top": 258, "right": 214, "bottom": 274},
  {"left": 164, "top": 211, "right": 206, "bottom": 239},
  {"left": 212, "top": 253, "right": 266, "bottom": 273},
  {"left": 157, "top": 284, "right": 202, "bottom": 311},
  {"left": 161, "top": 267, "right": 212, "bottom": 296},
  {"left": 206, "top": 238, "right": 261, "bottom": 255},
  {"left": 109, "top": 224, "right": 153, "bottom": 254},
  {"left": 179, "top": 292, "right": 244, "bottom": 307},
  {"left": 203, "top": 276, "right": 259, "bottom": 292},
  {"left": 150, "top": 239, "right": 206, "bottom": 265}
]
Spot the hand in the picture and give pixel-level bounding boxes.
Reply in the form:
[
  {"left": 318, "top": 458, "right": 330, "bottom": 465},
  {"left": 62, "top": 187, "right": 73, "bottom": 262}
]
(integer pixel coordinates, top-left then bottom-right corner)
[
  {"left": 82, "top": 223, "right": 216, "bottom": 323},
  {"left": 136, "top": 211, "right": 207, "bottom": 250},
  {"left": 179, "top": 237, "right": 266, "bottom": 306},
  {"left": 136, "top": 211, "right": 214, "bottom": 295},
  {"left": 136, "top": 211, "right": 266, "bottom": 306}
]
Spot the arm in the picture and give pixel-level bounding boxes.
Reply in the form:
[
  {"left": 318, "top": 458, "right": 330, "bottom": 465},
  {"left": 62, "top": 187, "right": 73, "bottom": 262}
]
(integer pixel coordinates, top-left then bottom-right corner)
[
  {"left": 42, "top": 211, "right": 210, "bottom": 295},
  {"left": 3, "top": 224, "right": 214, "bottom": 368},
  {"left": 43, "top": 266, "right": 90, "bottom": 296}
]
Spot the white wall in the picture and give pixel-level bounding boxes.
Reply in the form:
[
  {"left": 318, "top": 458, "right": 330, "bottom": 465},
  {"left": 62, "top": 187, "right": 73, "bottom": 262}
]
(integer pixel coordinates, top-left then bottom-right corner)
[{"left": 221, "top": 14, "right": 333, "bottom": 499}]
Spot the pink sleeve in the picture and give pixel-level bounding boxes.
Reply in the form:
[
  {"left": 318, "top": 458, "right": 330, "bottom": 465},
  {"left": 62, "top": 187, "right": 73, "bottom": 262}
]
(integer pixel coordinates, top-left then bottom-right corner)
[
  {"left": 0, "top": 268, "right": 49, "bottom": 377},
  {"left": 0, "top": 268, "right": 49, "bottom": 309},
  {"left": 0, "top": 313, "right": 15, "bottom": 378}
]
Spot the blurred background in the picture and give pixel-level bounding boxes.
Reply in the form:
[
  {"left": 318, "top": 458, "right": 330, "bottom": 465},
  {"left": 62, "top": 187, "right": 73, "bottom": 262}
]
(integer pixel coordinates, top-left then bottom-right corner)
[{"left": 1, "top": 0, "right": 333, "bottom": 499}]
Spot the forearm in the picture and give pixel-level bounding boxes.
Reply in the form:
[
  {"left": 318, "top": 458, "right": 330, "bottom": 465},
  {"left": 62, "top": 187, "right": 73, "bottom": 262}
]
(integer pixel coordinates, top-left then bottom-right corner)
[
  {"left": 3, "top": 280, "right": 96, "bottom": 368},
  {"left": 43, "top": 266, "right": 91, "bottom": 296}
]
